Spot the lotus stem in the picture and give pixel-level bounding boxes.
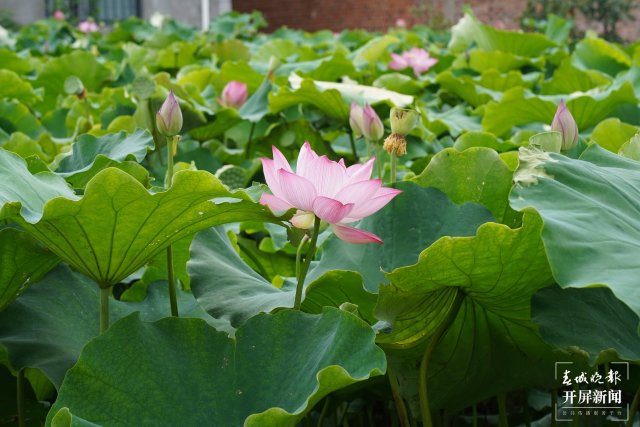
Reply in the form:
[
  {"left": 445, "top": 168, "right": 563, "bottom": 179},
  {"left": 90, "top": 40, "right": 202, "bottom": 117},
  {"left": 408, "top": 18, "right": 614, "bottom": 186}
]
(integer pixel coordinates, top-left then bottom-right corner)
[
  {"left": 390, "top": 152, "right": 397, "bottom": 184},
  {"left": 100, "top": 286, "right": 110, "bottom": 333},
  {"left": 388, "top": 364, "right": 411, "bottom": 427},
  {"left": 419, "top": 290, "right": 464, "bottom": 427},
  {"left": 166, "top": 135, "right": 180, "bottom": 317},
  {"left": 245, "top": 122, "right": 256, "bottom": 159},
  {"left": 348, "top": 132, "right": 358, "bottom": 162},
  {"left": 167, "top": 246, "right": 178, "bottom": 317},
  {"left": 17, "top": 369, "right": 25, "bottom": 427},
  {"left": 317, "top": 396, "right": 331, "bottom": 427},
  {"left": 293, "top": 217, "right": 321, "bottom": 310}
]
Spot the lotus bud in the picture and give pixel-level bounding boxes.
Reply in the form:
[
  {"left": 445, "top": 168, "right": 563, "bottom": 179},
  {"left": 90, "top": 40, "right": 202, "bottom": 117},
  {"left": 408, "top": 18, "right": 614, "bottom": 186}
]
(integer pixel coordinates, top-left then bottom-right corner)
[
  {"left": 53, "top": 10, "right": 65, "bottom": 20},
  {"left": 362, "top": 104, "right": 384, "bottom": 142},
  {"left": 291, "top": 210, "right": 315, "bottom": 230},
  {"left": 156, "top": 90, "right": 183, "bottom": 137},
  {"left": 551, "top": 100, "right": 579, "bottom": 151},
  {"left": 390, "top": 107, "right": 418, "bottom": 135},
  {"left": 349, "top": 102, "right": 365, "bottom": 137},
  {"left": 219, "top": 81, "right": 248, "bottom": 109}
]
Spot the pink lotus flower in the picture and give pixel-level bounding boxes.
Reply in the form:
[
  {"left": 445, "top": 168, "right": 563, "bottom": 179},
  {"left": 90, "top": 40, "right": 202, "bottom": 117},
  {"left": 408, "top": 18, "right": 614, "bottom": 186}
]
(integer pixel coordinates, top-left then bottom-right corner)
[
  {"left": 53, "top": 10, "right": 65, "bottom": 20},
  {"left": 350, "top": 102, "right": 384, "bottom": 142},
  {"left": 219, "top": 81, "right": 248, "bottom": 109},
  {"left": 389, "top": 47, "right": 438, "bottom": 77},
  {"left": 260, "top": 143, "right": 402, "bottom": 244},
  {"left": 78, "top": 20, "right": 99, "bottom": 33}
]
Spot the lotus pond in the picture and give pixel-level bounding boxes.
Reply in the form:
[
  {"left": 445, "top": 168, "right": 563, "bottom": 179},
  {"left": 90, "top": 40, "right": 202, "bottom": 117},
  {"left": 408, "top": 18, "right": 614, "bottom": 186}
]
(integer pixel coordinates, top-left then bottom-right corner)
[{"left": 0, "top": 10, "right": 639, "bottom": 427}]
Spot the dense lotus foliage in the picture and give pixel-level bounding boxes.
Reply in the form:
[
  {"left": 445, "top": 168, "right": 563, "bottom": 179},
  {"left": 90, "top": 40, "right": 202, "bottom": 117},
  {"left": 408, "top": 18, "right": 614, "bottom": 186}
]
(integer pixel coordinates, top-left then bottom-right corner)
[{"left": 0, "top": 9, "right": 639, "bottom": 427}]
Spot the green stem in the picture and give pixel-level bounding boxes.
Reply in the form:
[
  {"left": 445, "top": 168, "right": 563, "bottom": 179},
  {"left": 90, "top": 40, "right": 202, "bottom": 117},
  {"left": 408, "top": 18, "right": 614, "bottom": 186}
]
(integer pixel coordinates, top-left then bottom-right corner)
[
  {"left": 317, "top": 396, "right": 331, "bottom": 427},
  {"left": 376, "top": 146, "right": 383, "bottom": 180},
  {"left": 245, "top": 122, "right": 256, "bottom": 159},
  {"left": 166, "top": 246, "right": 179, "bottom": 317},
  {"left": 626, "top": 384, "right": 640, "bottom": 427},
  {"left": 100, "top": 286, "right": 110, "bottom": 334},
  {"left": 83, "top": 97, "right": 91, "bottom": 124},
  {"left": 17, "top": 369, "right": 25, "bottom": 427},
  {"left": 497, "top": 393, "right": 508, "bottom": 427},
  {"left": 390, "top": 152, "right": 397, "bottom": 184},
  {"left": 165, "top": 135, "right": 179, "bottom": 317},
  {"left": 293, "top": 217, "right": 321, "bottom": 310},
  {"left": 419, "top": 290, "right": 464, "bottom": 427},
  {"left": 388, "top": 364, "right": 411, "bottom": 427},
  {"left": 348, "top": 132, "right": 358, "bottom": 162}
]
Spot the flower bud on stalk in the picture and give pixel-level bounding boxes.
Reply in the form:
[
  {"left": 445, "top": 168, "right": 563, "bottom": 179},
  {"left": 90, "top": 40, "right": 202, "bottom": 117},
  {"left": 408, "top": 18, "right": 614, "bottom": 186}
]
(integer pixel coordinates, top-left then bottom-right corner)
[
  {"left": 551, "top": 100, "right": 579, "bottom": 152},
  {"left": 219, "top": 81, "right": 248, "bottom": 109},
  {"left": 350, "top": 103, "right": 384, "bottom": 142},
  {"left": 383, "top": 108, "right": 418, "bottom": 156},
  {"left": 156, "top": 90, "right": 183, "bottom": 137}
]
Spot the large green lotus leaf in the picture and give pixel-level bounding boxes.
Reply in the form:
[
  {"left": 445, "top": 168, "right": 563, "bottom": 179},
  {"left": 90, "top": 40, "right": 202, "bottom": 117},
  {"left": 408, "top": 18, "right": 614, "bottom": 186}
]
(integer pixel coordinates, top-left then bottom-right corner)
[
  {"left": 449, "top": 12, "right": 555, "bottom": 56},
  {"left": 436, "top": 71, "right": 497, "bottom": 107},
  {"left": 373, "top": 73, "right": 423, "bottom": 96},
  {"left": 34, "top": 51, "right": 114, "bottom": 111},
  {"left": 278, "top": 54, "right": 356, "bottom": 82},
  {"left": 188, "top": 107, "right": 242, "bottom": 142},
  {"left": 269, "top": 79, "right": 349, "bottom": 121},
  {"left": 306, "top": 182, "right": 494, "bottom": 292},
  {"left": 351, "top": 34, "right": 399, "bottom": 64},
  {"left": 0, "top": 148, "right": 77, "bottom": 223},
  {"left": 482, "top": 83, "right": 637, "bottom": 137},
  {"left": 218, "top": 61, "right": 264, "bottom": 93},
  {"left": 0, "top": 228, "right": 59, "bottom": 311},
  {"left": 458, "top": 49, "right": 542, "bottom": 73},
  {"left": 0, "top": 48, "right": 32, "bottom": 74},
  {"left": 510, "top": 145, "right": 640, "bottom": 317},
  {"left": 572, "top": 35, "right": 631, "bottom": 77},
  {"left": 376, "top": 214, "right": 573, "bottom": 409},
  {"left": 55, "top": 129, "right": 154, "bottom": 186},
  {"left": 532, "top": 285, "right": 640, "bottom": 364},
  {"left": 189, "top": 226, "right": 377, "bottom": 326},
  {"left": 477, "top": 69, "right": 539, "bottom": 91},
  {"left": 252, "top": 38, "right": 317, "bottom": 63},
  {"left": 0, "top": 69, "right": 40, "bottom": 106},
  {"left": 289, "top": 74, "right": 414, "bottom": 108},
  {"left": 238, "top": 78, "right": 272, "bottom": 123},
  {"left": 47, "top": 308, "right": 386, "bottom": 427},
  {"left": 413, "top": 147, "right": 519, "bottom": 226},
  {"left": 423, "top": 105, "right": 482, "bottom": 137},
  {"left": 1, "top": 158, "right": 281, "bottom": 286},
  {"left": 453, "top": 131, "right": 520, "bottom": 152},
  {"left": 0, "top": 264, "right": 222, "bottom": 388},
  {"left": 589, "top": 117, "right": 638, "bottom": 153},
  {"left": 540, "top": 58, "right": 611, "bottom": 95},
  {"left": 0, "top": 100, "right": 44, "bottom": 140}
]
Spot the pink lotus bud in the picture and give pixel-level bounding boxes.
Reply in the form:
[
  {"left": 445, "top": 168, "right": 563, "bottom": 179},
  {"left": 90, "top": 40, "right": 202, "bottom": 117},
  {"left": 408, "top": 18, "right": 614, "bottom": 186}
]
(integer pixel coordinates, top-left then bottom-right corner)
[
  {"left": 349, "top": 102, "right": 365, "bottom": 137},
  {"left": 156, "top": 90, "right": 183, "bottom": 137},
  {"left": 362, "top": 104, "right": 384, "bottom": 141},
  {"left": 219, "top": 81, "right": 248, "bottom": 109},
  {"left": 396, "top": 19, "right": 407, "bottom": 28},
  {"left": 53, "top": 10, "right": 65, "bottom": 20},
  {"left": 551, "top": 100, "right": 579, "bottom": 151}
]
